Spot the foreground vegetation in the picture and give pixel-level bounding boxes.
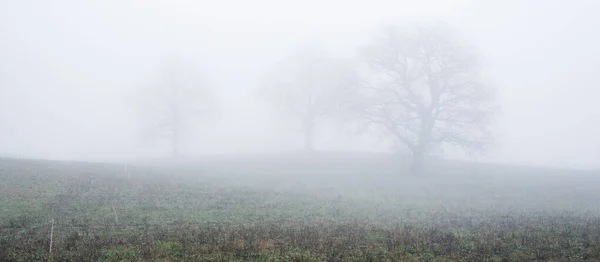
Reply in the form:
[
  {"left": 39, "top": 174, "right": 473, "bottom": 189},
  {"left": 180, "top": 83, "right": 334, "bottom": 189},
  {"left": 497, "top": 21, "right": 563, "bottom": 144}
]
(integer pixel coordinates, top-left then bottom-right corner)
[{"left": 0, "top": 155, "right": 599, "bottom": 261}]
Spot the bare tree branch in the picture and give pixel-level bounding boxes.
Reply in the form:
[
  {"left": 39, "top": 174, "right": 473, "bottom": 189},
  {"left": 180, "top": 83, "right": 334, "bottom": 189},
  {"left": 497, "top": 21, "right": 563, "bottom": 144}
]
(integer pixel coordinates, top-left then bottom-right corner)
[
  {"left": 349, "top": 24, "right": 497, "bottom": 174},
  {"left": 260, "top": 47, "right": 359, "bottom": 151},
  {"left": 136, "top": 57, "right": 212, "bottom": 157}
]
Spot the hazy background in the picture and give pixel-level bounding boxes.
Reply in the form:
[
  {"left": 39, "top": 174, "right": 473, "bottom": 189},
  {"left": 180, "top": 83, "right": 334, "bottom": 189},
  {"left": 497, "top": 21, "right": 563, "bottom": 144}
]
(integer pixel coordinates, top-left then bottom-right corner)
[{"left": 1, "top": 0, "right": 598, "bottom": 169}]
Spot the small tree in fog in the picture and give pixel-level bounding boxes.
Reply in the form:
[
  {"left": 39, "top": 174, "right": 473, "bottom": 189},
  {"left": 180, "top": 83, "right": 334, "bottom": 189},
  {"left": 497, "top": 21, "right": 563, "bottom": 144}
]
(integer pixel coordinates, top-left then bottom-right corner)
[
  {"left": 261, "top": 47, "right": 358, "bottom": 151},
  {"left": 352, "top": 24, "right": 497, "bottom": 174},
  {"left": 137, "top": 57, "right": 212, "bottom": 158}
]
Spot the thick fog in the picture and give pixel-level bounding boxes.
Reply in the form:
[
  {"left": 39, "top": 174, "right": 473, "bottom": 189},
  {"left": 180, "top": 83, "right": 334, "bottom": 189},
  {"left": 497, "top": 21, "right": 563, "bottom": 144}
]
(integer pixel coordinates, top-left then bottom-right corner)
[{"left": 1, "top": 0, "right": 599, "bottom": 169}]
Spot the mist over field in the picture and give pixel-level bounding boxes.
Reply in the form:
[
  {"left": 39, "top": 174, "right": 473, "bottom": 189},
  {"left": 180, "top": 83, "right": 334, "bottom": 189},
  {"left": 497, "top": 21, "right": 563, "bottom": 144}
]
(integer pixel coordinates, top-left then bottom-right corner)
[
  {"left": 1, "top": 0, "right": 600, "bottom": 261},
  {"left": 1, "top": 0, "right": 599, "bottom": 169}
]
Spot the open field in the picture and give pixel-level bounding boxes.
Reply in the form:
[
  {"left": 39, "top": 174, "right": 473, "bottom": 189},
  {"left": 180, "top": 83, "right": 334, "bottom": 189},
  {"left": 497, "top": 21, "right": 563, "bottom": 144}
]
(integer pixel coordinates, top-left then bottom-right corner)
[{"left": 1, "top": 154, "right": 600, "bottom": 261}]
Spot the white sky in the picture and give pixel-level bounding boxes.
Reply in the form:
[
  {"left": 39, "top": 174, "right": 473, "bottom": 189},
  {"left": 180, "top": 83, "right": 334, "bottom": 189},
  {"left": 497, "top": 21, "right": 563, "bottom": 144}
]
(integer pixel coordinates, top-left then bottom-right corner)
[{"left": 1, "top": 0, "right": 599, "bottom": 169}]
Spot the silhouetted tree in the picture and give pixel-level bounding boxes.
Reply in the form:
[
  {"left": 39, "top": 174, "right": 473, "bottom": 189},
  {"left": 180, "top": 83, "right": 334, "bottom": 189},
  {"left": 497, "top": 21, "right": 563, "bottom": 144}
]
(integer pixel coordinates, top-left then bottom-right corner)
[
  {"left": 352, "top": 24, "right": 497, "bottom": 174},
  {"left": 261, "top": 47, "right": 358, "bottom": 151},
  {"left": 136, "top": 57, "right": 212, "bottom": 158}
]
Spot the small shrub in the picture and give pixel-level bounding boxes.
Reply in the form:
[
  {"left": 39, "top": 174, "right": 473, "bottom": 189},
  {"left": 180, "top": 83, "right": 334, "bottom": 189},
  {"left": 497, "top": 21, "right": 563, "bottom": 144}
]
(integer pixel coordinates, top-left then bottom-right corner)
[
  {"left": 99, "top": 247, "right": 138, "bottom": 262},
  {"left": 151, "top": 240, "right": 184, "bottom": 259}
]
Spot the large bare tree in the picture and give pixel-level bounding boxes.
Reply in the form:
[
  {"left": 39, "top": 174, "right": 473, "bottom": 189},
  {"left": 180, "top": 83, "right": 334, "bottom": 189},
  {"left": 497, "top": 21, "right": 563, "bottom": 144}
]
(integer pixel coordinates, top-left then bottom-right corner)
[
  {"left": 262, "top": 47, "right": 358, "bottom": 151},
  {"left": 353, "top": 24, "right": 497, "bottom": 174},
  {"left": 137, "top": 57, "right": 212, "bottom": 158}
]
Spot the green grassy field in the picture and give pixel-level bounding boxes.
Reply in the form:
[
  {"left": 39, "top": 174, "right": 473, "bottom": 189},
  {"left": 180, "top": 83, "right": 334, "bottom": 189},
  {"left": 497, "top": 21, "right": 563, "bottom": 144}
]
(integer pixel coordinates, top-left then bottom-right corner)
[{"left": 1, "top": 154, "right": 599, "bottom": 261}]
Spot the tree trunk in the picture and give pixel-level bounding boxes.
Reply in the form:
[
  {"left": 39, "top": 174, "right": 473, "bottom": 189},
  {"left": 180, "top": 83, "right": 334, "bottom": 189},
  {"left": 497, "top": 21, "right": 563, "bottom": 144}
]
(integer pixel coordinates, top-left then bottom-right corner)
[
  {"left": 411, "top": 116, "right": 433, "bottom": 175},
  {"left": 171, "top": 125, "right": 179, "bottom": 158},
  {"left": 303, "top": 94, "right": 315, "bottom": 152},
  {"left": 410, "top": 148, "right": 425, "bottom": 175},
  {"left": 170, "top": 74, "right": 180, "bottom": 159},
  {"left": 304, "top": 122, "right": 314, "bottom": 152},
  {"left": 304, "top": 95, "right": 315, "bottom": 152},
  {"left": 171, "top": 137, "right": 179, "bottom": 158}
]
